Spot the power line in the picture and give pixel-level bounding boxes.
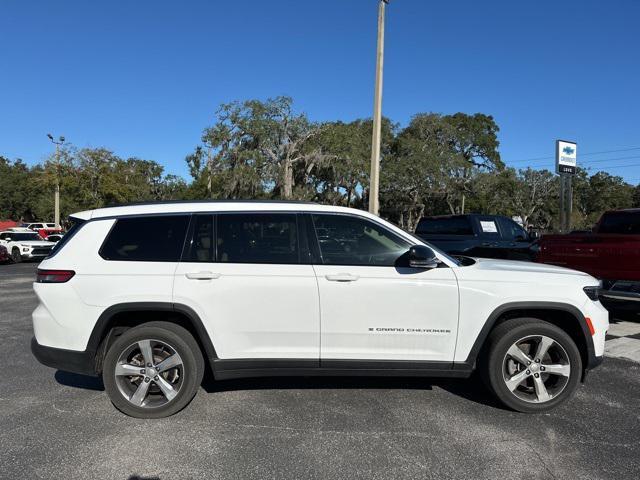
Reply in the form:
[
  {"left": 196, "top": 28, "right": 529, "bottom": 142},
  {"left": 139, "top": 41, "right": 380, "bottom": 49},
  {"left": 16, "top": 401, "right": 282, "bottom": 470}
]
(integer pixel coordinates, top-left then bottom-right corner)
[
  {"left": 507, "top": 145, "right": 640, "bottom": 165},
  {"left": 520, "top": 154, "right": 640, "bottom": 168}
]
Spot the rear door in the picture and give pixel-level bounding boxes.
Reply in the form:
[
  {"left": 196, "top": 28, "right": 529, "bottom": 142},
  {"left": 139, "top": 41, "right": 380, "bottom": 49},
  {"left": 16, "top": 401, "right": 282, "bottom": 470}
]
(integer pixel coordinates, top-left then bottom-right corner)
[{"left": 173, "top": 213, "right": 320, "bottom": 361}]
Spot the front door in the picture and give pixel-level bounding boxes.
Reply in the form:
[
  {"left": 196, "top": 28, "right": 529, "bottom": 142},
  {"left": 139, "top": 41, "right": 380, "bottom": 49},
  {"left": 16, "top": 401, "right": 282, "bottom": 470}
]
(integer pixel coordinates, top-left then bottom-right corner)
[
  {"left": 309, "top": 213, "right": 459, "bottom": 363},
  {"left": 173, "top": 213, "right": 320, "bottom": 361}
]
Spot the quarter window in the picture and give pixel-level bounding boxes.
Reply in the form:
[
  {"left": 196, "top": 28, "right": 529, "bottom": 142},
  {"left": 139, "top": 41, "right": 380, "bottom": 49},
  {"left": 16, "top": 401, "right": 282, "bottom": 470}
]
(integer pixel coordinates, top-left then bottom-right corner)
[
  {"left": 311, "top": 214, "right": 409, "bottom": 266},
  {"left": 217, "top": 214, "right": 299, "bottom": 264},
  {"left": 100, "top": 215, "right": 189, "bottom": 262}
]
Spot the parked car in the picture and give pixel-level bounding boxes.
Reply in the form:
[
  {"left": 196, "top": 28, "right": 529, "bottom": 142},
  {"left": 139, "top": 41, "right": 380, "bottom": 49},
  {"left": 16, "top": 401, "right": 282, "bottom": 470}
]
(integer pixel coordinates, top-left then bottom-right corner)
[
  {"left": 0, "top": 230, "right": 56, "bottom": 262},
  {"left": 537, "top": 209, "right": 640, "bottom": 314},
  {"left": 0, "top": 244, "right": 9, "bottom": 263},
  {"left": 31, "top": 201, "right": 607, "bottom": 418},
  {"left": 25, "top": 222, "right": 63, "bottom": 239},
  {"left": 415, "top": 214, "right": 539, "bottom": 261}
]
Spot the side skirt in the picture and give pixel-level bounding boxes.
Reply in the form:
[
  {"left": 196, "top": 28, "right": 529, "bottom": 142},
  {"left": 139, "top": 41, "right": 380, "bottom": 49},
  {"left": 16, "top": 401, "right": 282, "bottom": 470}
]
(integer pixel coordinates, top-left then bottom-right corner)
[{"left": 211, "top": 358, "right": 473, "bottom": 381}]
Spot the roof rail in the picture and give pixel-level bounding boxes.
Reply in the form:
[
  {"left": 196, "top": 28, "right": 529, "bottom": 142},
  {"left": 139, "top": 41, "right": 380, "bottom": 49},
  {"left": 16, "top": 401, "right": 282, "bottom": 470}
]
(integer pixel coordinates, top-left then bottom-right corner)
[{"left": 104, "top": 199, "right": 318, "bottom": 208}]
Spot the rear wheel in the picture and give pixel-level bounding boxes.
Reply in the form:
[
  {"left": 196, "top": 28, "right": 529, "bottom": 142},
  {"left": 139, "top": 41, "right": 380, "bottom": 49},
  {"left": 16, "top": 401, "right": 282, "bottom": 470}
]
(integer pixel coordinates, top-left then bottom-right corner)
[
  {"left": 11, "top": 248, "right": 22, "bottom": 263},
  {"left": 102, "top": 322, "right": 204, "bottom": 418},
  {"left": 481, "top": 318, "right": 582, "bottom": 413}
]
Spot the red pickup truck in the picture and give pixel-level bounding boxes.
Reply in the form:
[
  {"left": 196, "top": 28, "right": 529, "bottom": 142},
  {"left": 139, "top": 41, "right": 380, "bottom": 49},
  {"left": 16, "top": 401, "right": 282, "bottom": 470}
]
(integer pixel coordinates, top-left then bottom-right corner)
[{"left": 537, "top": 209, "right": 640, "bottom": 314}]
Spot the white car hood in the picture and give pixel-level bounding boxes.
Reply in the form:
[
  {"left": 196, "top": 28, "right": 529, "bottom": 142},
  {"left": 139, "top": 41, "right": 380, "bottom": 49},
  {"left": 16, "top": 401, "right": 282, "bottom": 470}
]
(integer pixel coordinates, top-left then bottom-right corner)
[
  {"left": 19, "top": 241, "right": 55, "bottom": 247},
  {"left": 470, "top": 257, "right": 590, "bottom": 277}
]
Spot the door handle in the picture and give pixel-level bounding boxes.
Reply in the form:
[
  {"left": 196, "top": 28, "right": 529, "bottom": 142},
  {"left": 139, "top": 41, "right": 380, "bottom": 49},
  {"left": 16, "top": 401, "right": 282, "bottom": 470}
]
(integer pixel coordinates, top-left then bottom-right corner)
[
  {"left": 325, "top": 273, "right": 359, "bottom": 282},
  {"left": 185, "top": 271, "right": 221, "bottom": 280}
]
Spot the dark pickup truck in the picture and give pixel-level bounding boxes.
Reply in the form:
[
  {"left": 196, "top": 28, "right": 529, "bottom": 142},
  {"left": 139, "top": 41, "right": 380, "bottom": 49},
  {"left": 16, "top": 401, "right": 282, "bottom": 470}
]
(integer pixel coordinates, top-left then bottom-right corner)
[
  {"left": 415, "top": 214, "right": 539, "bottom": 261},
  {"left": 537, "top": 209, "right": 640, "bottom": 314}
]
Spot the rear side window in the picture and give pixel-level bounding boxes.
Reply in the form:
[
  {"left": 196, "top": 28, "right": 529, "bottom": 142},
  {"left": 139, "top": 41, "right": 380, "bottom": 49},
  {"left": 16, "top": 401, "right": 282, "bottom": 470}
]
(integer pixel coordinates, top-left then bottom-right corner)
[
  {"left": 217, "top": 213, "right": 299, "bottom": 264},
  {"left": 100, "top": 215, "right": 189, "bottom": 262},
  {"left": 186, "top": 215, "right": 214, "bottom": 262},
  {"left": 416, "top": 217, "right": 473, "bottom": 235},
  {"left": 598, "top": 212, "right": 640, "bottom": 234}
]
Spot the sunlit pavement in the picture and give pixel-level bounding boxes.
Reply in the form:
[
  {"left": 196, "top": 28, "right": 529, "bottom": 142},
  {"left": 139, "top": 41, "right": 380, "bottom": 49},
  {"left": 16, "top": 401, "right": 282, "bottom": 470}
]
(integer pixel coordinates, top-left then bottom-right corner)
[{"left": 1, "top": 262, "right": 639, "bottom": 480}]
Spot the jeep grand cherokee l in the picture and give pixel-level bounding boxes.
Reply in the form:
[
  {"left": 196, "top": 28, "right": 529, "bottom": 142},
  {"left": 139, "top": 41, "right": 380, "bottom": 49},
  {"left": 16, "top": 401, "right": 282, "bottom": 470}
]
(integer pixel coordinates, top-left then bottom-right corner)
[{"left": 31, "top": 201, "right": 608, "bottom": 418}]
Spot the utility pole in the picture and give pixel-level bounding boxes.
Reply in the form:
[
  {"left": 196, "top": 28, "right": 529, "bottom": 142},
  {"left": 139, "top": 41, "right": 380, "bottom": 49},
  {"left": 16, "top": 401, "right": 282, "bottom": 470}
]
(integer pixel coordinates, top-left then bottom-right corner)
[
  {"left": 47, "top": 133, "right": 65, "bottom": 227},
  {"left": 368, "top": 0, "right": 389, "bottom": 215}
]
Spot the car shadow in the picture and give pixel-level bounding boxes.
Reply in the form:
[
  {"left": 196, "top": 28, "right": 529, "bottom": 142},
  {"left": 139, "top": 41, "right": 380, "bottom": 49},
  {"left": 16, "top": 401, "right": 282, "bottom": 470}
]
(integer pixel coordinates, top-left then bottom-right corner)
[
  {"left": 201, "top": 371, "right": 505, "bottom": 410},
  {"left": 53, "top": 368, "right": 505, "bottom": 411},
  {"left": 54, "top": 370, "right": 104, "bottom": 391}
]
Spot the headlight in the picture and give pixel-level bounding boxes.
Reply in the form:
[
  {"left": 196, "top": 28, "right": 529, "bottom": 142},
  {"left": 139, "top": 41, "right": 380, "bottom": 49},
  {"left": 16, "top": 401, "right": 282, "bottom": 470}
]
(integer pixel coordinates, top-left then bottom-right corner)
[
  {"left": 22, "top": 246, "right": 30, "bottom": 252},
  {"left": 583, "top": 282, "right": 602, "bottom": 301}
]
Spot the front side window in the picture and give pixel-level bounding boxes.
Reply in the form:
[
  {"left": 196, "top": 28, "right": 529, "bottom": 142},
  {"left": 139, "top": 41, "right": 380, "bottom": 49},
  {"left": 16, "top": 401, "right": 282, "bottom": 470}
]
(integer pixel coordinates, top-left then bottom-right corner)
[
  {"left": 217, "top": 213, "right": 299, "bottom": 264},
  {"left": 499, "top": 218, "right": 527, "bottom": 241},
  {"left": 100, "top": 215, "right": 189, "bottom": 262},
  {"left": 312, "top": 214, "right": 410, "bottom": 266},
  {"left": 598, "top": 212, "right": 640, "bottom": 234}
]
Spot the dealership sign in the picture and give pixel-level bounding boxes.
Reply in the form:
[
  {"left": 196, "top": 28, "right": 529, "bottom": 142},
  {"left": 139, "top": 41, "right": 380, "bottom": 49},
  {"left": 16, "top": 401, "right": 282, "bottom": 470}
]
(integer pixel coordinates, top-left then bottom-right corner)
[{"left": 556, "top": 140, "right": 577, "bottom": 174}]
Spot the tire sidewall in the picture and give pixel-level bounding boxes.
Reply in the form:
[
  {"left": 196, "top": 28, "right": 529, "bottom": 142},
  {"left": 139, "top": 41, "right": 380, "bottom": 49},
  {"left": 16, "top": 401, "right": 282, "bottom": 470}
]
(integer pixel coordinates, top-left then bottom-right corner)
[
  {"left": 487, "top": 320, "right": 583, "bottom": 413},
  {"left": 11, "top": 248, "right": 21, "bottom": 263},
  {"left": 102, "top": 323, "right": 203, "bottom": 418}
]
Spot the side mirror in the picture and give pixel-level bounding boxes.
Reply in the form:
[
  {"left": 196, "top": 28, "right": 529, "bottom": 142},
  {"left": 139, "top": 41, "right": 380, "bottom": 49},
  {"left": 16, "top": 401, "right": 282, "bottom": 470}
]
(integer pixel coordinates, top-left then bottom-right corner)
[
  {"left": 528, "top": 231, "right": 540, "bottom": 241},
  {"left": 4, "top": 237, "right": 11, "bottom": 242},
  {"left": 409, "top": 245, "right": 440, "bottom": 269}
]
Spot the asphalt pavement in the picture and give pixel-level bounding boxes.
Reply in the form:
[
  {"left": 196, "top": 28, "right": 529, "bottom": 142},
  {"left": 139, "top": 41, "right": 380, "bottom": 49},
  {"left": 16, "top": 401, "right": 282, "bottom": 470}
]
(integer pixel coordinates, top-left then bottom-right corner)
[{"left": 0, "top": 262, "right": 639, "bottom": 480}]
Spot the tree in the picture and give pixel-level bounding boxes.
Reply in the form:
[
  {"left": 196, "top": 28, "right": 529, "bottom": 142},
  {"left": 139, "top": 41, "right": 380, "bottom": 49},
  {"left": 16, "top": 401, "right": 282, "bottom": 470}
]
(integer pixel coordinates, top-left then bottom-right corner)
[{"left": 192, "top": 96, "right": 321, "bottom": 200}]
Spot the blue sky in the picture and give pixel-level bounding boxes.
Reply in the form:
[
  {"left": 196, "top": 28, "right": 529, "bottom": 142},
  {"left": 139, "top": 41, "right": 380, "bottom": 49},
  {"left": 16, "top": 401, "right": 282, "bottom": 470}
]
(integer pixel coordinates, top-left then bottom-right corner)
[{"left": 1, "top": 0, "right": 639, "bottom": 184}]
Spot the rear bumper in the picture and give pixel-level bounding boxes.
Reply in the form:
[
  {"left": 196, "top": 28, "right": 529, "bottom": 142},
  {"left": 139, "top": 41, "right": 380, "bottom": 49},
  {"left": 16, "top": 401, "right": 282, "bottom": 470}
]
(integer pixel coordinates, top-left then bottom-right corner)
[{"left": 31, "top": 337, "right": 97, "bottom": 376}]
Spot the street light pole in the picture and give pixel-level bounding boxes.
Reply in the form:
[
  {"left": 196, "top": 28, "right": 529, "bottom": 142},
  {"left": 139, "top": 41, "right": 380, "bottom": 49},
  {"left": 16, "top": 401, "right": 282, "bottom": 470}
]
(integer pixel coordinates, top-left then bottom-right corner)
[
  {"left": 47, "top": 133, "right": 65, "bottom": 227},
  {"left": 368, "top": 0, "right": 388, "bottom": 216}
]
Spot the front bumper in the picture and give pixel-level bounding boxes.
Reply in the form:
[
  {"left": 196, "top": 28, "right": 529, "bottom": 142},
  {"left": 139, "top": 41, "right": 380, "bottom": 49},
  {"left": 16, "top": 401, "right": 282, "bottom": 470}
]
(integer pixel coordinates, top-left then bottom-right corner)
[{"left": 31, "top": 337, "right": 97, "bottom": 376}]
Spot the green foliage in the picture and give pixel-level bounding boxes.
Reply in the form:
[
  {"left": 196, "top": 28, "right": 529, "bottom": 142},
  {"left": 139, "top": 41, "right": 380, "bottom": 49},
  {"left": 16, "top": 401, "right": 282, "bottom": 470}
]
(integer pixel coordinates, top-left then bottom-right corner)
[{"left": 1, "top": 97, "right": 636, "bottom": 233}]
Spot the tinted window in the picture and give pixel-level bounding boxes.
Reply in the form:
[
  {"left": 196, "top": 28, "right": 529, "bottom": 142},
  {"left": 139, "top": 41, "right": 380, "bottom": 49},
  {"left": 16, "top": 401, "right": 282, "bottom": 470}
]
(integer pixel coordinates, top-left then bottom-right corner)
[
  {"left": 186, "top": 215, "right": 214, "bottom": 262},
  {"left": 312, "top": 214, "right": 409, "bottom": 266},
  {"left": 217, "top": 213, "right": 299, "bottom": 264},
  {"left": 416, "top": 217, "right": 473, "bottom": 235},
  {"left": 6, "top": 232, "right": 42, "bottom": 241},
  {"left": 598, "top": 212, "right": 640, "bottom": 234},
  {"left": 100, "top": 215, "right": 189, "bottom": 262},
  {"left": 498, "top": 218, "right": 528, "bottom": 241}
]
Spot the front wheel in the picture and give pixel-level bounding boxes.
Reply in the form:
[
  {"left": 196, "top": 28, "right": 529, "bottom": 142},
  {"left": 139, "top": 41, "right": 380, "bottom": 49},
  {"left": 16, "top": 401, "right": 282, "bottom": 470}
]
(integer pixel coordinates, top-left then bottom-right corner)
[
  {"left": 102, "top": 322, "right": 204, "bottom": 418},
  {"left": 11, "top": 248, "right": 22, "bottom": 263},
  {"left": 481, "top": 318, "right": 582, "bottom": 413}
]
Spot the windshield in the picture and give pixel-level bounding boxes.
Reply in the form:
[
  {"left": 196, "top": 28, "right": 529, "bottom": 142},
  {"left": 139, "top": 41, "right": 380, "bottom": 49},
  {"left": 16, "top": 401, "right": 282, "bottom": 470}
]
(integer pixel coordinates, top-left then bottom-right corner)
[{"left": 9, "top": 233, "right": 42, "bottom": 241}]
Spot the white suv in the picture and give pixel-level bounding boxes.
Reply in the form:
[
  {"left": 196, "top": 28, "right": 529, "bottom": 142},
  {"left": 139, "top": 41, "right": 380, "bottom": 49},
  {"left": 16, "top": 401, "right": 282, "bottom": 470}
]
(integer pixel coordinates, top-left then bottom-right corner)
[
  {"left": 0, "top": 230, "right": 56, "bottom": 262},
  {"left": 31, "top": 201, "right": 608, "bottom": 418}
]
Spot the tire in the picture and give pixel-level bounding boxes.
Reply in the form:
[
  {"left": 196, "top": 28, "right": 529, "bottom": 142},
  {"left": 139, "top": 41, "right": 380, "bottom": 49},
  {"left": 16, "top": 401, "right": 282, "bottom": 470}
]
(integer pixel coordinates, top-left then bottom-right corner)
[
  {"left": 102, "top": 322, "right": 204, "bottom": 418},
  {"left": 480, "top": 317, "right": 582, "bottom": 413},
  {"left": 11, "top": 248, "right": 22, "bottom": 263}
]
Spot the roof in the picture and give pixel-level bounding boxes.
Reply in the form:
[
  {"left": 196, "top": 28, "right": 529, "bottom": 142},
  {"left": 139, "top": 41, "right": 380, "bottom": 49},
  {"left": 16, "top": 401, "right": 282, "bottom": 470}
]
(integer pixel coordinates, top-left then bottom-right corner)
[{"left": 72, "top": 200, "right": 376, "bottom": 221}]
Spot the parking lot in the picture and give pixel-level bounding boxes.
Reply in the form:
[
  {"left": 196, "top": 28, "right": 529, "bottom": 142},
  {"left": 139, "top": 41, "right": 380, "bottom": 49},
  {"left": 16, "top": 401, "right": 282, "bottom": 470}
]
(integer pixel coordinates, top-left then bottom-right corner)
[{"left": 1, "top": 262, "right": 639, "bottom": 480}]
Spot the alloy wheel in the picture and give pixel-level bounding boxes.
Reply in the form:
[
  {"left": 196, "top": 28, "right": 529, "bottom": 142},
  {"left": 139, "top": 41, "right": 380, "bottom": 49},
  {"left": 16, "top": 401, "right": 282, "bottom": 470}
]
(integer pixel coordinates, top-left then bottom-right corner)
[
  {"left": 502, "top": 335, "right": 571, "bottom": 403},
  {"left": 114, "top": 339, "right": 184, "bottom": 408}
]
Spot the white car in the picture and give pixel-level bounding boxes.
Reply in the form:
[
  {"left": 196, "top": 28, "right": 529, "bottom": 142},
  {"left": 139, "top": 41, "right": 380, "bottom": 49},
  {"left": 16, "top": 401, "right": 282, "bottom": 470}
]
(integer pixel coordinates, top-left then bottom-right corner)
[
  {"left": 31, "top": 201, "right": 608, "bottom": 418},
  {"left": 0, "top": 230, "right": 56, "bottom": 262}
]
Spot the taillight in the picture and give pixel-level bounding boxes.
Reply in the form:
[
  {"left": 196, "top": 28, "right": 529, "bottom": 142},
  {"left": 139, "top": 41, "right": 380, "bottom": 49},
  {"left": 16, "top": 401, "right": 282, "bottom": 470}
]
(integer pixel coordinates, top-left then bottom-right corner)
[{"left": 36, "top": 269, "right": 75, "bottom": 283}]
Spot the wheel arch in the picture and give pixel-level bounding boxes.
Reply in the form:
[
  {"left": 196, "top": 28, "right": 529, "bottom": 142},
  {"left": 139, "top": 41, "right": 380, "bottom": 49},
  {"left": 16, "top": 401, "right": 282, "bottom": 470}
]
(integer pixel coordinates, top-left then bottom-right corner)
[
  {"left": 87, "top": 302, "right": 217, "bottom": 374},
  {"left": 459, "top": 302, "right": 596, "bottom": 379}
]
